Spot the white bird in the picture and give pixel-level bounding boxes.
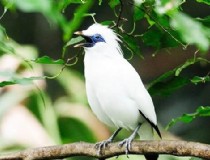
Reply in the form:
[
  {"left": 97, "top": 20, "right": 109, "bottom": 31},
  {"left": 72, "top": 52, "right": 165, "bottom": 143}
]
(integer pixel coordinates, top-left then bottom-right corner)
[{"left": 74, "top": 23, "right": 161, "bottom": 159}]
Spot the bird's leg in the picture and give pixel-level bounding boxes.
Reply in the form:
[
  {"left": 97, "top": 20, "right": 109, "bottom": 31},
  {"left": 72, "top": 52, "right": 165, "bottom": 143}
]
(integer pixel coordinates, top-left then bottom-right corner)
[
  {"left": 95, "top": 127, "right": 122, "bottom": 155},
  {"left": 118, "top": 124, "right": 141, "bottom": 155}
]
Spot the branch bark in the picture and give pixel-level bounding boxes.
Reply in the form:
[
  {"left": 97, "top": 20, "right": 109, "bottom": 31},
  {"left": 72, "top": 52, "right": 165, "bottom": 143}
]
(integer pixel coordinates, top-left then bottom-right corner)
[{"left": 1, "top": 140, "right": 210, "bottom": 160}]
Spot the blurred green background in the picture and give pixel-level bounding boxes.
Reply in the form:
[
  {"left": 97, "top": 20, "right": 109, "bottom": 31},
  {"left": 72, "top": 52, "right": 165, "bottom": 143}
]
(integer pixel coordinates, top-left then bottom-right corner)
[{"left": 0, "top": 0, "right": 209, "bottom": 160}]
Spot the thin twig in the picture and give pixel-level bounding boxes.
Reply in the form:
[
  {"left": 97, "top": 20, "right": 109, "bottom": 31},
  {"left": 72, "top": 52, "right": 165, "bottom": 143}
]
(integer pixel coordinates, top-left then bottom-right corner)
[
  {"left": 0, "top": 140, "right": 210, "bottom": 160},
  {"left": 116, "top": 0, "right": 123, "bottom": 28},
  {"left": 111, "top": 0, "right": 124, "bottom": 30},
  {"left": 45, "top": 53, "right": 79, "bottom": 79}
]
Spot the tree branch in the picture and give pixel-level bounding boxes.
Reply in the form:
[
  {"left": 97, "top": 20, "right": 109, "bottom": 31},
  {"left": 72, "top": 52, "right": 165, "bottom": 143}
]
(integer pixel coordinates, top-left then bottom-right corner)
[{"left": 1, "top": 140, "right": 210, "bottom": 160}]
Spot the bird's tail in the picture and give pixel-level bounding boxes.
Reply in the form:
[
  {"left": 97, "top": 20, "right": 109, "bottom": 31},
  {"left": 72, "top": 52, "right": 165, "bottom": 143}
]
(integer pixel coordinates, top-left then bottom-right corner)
[{"left": 138, "top": 122, "right": 159, "bottom": 160}]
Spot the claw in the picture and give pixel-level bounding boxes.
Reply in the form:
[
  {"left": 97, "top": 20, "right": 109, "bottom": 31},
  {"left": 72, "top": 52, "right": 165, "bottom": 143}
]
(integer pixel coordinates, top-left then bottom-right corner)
[
  {"left": 95, "top": 128, "right": 122, "bottom": 155},
  {"left": 118, "top": 138, "right": 132, "bottom": 155},
  {"left": 95, "top": 139, "right": 112, "bottom": 155},
  {"left": 118, "top": 124, "right": 141, "bottom": 156}
]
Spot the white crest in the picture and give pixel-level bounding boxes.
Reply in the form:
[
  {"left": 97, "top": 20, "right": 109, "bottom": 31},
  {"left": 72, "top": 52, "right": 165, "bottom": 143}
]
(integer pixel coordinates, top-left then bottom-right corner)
[{"left": 82, "top": 23, "right": 123, "bottom": 55}]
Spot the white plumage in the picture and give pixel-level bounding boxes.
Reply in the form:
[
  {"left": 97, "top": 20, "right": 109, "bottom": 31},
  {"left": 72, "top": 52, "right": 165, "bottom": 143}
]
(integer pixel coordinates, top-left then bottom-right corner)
[{"left": 74, "top": 23, "right": 161, "bottom": 157}]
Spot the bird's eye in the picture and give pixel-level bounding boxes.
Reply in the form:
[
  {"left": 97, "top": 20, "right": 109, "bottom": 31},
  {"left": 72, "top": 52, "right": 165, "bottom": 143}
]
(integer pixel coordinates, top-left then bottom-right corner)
[
  {"left": 91, "top": 34, "right": 105, "bottom": 44},
  {"left": 95, "top": 36, "right": 100, "bottom": 39}
]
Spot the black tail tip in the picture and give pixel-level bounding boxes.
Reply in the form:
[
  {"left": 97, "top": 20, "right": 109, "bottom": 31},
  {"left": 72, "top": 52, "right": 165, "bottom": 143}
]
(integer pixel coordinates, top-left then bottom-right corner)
[
  {"left": 153, "top": 125, "right": 162, "bottom": 139},
  {"left": 144, "top": 153, "right": 159, "bottom": 160}
]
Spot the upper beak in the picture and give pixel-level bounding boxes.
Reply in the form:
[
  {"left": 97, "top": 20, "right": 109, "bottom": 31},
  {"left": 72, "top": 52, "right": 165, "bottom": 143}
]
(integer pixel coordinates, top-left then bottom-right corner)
[
  {"left": 73, "top": 31, "right": 86, "bottom": 48},
  {"left": 74, "top": 31, "right": 83, "bottom": 36}
]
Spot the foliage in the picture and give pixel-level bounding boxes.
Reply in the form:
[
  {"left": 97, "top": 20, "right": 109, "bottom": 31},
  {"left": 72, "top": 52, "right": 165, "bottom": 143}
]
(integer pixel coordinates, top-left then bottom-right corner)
[
  {"left": 0, "top": 0, "right": 209, "bottom": 159},
  {"left": 148, "top": 57, "right": 210, "bottom": 95},
  {"left": 166, "top": 106, "right": 210, "bottom": 130},
  {"left": 32, "top": 56, "right": 65, "bottom": 64},
  {"left": 170, "top": 12, "right": 210, "bottom": 52}
]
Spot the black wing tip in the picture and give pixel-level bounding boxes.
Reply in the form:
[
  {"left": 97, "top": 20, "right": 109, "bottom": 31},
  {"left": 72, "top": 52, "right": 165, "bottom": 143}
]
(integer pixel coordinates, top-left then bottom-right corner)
[{"left": 139, "top": 110, "right": 162, "bottom": 139}]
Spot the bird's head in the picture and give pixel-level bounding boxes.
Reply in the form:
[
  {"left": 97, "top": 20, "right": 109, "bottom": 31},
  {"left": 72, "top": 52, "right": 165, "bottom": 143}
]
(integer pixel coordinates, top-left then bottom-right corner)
[{"left": 74, "top": 23, "right": 121, "bottom": 52}]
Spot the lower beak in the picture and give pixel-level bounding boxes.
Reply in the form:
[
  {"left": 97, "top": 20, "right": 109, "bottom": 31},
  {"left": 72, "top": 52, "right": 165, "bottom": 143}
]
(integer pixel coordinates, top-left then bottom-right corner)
[
  {"left": 74, "top": 31, "right": 93, "bottom": 48},
  {"left": 74, "top": 43, "right": 86, "bottom": 48}
]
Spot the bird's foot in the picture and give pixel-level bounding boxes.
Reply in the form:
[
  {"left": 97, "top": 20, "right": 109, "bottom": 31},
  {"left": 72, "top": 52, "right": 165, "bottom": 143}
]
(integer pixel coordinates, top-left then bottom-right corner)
[
  {"left": 95, "top": 128, "right": 122, "bottom": 155},
  {"left": 95, "top": 139, "right": 112, "bottom": 155},
  {"left": 118, "top": 137, "right": 133, "bottom": 155},
  {"left": 118, "top": 124, "right": 140, "bottom": 156}
]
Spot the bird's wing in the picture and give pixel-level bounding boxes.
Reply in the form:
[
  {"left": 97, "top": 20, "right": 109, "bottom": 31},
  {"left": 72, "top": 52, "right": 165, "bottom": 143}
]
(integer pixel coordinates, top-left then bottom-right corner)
[
  {"left": 120, "top": 59, "right": 157, "bottom": 125},
  {"left": 85, "top": 81, "right": 115, "bottom": 127}
]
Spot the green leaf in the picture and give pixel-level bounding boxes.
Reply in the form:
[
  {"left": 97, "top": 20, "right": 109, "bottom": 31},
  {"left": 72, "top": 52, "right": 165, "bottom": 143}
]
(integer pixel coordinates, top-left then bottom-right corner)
[
  {"left": 15, "top": 77, "right": 44, "bottom": 85},
  {"left": 0, "top": 81, "right": 16, "bottom": 87},
  {"left": 148, "top": 75, "right": 189, "bottom": 96},
  {"left": 121, "top": 33, "right": 142, "bottom": 57},
  {"left": 0, "top": 42, "right": 14, "bottom": 54},
  {"left": 148, "top": 68, "right": 189, "bottom": 96},
  {"left": 148, "top": 70, "right": 175, "bottom": 89},
  {"left": 0, "top": 76, "right": 44, "bottom": 87},
  {"left": 191, "top": 76, "right": 210, "bottom": 84},
  {"left": 175, "top": 59, "right": 197, "bottom": 76},
  {"left": 144, "top": 10, "right": 171, "bottom": 28},
  {"left": 133, "top": 7, "right": 144, "bottom": 21},
  {"left": 142, "top": 27, "right": 162, "bottom": 48},
  {"left": 108, "top": 0, "right": 120, "bottom": 9},
  {"left": 33, "top": 56, "right": 65, "bottom": 64},
  {"left": 0, "top": 25, "right": 14, "bottom": 54},
  {"left": 0, "top": 69, "right": 45, "bottom": 86},
  {"left": 142, "top": 26, "right": 179, "bottom": 49},
  {"left": 101, "top": 20, "right": 114, "bottom": 26},
  {"left": 65, "top": 36, "right": 84, "bottom": 47},
  {"left": 166, "top": 106, "right": 210, "bottom": 129},
  {"left": 170, "top": 12, "right": 210, "bottom": 52},
  {"left": 175, "top": 57, "right": 210, "bottom": 76},
  {"left": 196, "top": 0, "right": 210, "bottom": 5}
]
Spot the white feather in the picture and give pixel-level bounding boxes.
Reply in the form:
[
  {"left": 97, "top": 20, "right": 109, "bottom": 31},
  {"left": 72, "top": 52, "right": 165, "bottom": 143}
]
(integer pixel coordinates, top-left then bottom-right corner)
[{"left": 82, "top": 23, "right": 157, "bottom": 134}]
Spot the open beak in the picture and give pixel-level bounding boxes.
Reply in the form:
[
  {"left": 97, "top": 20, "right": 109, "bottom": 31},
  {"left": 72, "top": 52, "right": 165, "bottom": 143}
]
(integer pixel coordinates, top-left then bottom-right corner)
[
  {"left": 74, "top": 31, "right": 85, "bottom": 48},
  {"left": 74, "top": 31, "right": 93, "bottom": 48}
]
